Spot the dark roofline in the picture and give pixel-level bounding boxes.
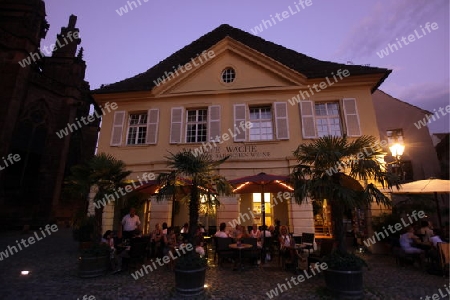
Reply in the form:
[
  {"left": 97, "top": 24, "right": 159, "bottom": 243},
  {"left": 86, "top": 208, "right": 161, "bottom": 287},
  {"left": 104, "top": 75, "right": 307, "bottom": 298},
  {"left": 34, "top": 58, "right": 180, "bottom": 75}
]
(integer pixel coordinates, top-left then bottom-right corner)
[
  {"left": 93, "top": 24, "right": 391, "bottom": 94},
  {"left": 375, "top": 89, "right": 432, "bottom": 115}
]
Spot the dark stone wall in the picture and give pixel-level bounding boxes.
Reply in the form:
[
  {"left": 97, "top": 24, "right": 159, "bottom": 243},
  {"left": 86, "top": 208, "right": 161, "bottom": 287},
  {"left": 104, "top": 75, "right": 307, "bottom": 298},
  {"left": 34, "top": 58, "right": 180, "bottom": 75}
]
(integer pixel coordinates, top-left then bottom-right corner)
[{"left": 0, "top": 0, "right": 98, "bottom": 228}]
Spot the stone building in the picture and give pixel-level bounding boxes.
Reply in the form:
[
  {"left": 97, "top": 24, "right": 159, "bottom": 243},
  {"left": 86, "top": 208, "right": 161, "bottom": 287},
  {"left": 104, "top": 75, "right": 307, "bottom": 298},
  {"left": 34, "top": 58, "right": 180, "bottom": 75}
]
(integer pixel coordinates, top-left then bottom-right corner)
[
  {"left": 0, "top": 0, "right": 98, "bottom": 228},
  {"left": 92, "top": 24, "right": 393, "bottom": 237},
  {"left": 372, "top": 89, "right": 440, "bottom": 181}
]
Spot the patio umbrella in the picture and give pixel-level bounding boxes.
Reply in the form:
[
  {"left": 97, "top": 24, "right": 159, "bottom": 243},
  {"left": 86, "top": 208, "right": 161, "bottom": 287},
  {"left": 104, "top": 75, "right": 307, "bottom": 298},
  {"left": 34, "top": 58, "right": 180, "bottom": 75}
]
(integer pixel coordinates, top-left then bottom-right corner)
[
  {"left": 228, "top": 172, "right": 293, "bottom": 234},
  {"left": 133, "top": 179, "right": 160, "bottom": 194},
  {"left": 386, "top": 178, "right": 450, "bottom": 228}
]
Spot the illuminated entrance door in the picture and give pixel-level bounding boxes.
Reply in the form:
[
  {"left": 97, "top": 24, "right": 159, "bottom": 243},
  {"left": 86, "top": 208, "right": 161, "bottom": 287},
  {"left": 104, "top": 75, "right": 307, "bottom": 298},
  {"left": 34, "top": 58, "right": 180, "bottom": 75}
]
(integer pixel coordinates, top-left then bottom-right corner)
[{"left": 253, "top": 193, "right": 272, "bottom": 227}]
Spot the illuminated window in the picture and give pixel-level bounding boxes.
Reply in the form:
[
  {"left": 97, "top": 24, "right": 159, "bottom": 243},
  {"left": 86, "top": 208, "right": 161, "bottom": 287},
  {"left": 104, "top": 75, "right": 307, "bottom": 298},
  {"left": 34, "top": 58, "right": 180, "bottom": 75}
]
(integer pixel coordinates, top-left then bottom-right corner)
[{"left": 252, "top": 193, "right": 272, "bottom": 226}]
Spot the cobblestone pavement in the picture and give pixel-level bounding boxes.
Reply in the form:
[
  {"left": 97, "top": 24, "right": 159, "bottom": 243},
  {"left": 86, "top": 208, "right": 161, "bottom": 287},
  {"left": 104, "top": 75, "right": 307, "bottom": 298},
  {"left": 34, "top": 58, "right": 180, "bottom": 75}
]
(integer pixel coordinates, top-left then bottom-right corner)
[{"left": 0, "top": 227, "right": 448, "bottom": 300}]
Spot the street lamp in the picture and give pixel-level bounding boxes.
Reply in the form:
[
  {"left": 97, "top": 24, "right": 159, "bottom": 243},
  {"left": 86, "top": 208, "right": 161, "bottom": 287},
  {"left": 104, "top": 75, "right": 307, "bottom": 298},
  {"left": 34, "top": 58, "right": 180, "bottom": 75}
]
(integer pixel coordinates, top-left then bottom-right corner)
[
  {"left": 389, "top": 143, "right": 405, "bottom": 160},
  {"left": 389, "top": 143, "right": 405, "bottom": 180}
]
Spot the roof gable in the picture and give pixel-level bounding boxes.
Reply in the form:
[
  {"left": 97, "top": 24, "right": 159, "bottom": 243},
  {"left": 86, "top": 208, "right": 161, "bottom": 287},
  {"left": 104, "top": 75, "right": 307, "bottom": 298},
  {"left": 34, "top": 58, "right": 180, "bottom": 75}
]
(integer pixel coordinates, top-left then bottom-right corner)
[
  {"left": 93, "top": 24, "right": 391, "bottom": 94},
  {"left": 153, "top": 37, "right": 305, "bottom": 96}
]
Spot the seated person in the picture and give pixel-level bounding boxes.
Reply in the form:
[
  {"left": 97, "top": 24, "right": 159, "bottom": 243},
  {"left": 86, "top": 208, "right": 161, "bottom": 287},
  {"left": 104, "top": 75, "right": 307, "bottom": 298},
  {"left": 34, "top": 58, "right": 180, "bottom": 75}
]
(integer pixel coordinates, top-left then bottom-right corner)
[
  {"left": 101, "top": 230, "right": 115, "bottom": 248},
  {"left": 250, "top": 223, "right": 262, "bottom": 248},
  {"left": 198, "top": 223, "right": 205, "bottom": 234},
  {"left": 163, "top": 227, "right": 177, "bottom": 270},
  {"left": 399, "top": 226, "right": 425, "bottom": 267},
  {"left": 279, "top": 225, "right": 296, "bottom": 263},
  {"left": 102, "top": 230, "right": 129, "bottom": 273},
  {"left": 240, "top": 226, "right": 250, "bottom": 239},
  {"left": 163, "top": 227, "right": 177, "bottom": 254},
  {"left": 151, "top": 223, "right": 164, "bottom": 258},
  {"left": 418, "top": 221, "right": 434, "bottom": 244},
  {"left": 180, "top": 222, "right": 189, "bottom": 234},
  {"left": 249, "top": 223, "right": 261, "bottom": 239},
  {"left": 261, "top": 225, "right": 272, "bottom": 238},
  {"left": 231, "top": 224, "right": 243, "bottom": 240},
  {"left": 428, "top": 228, "right": 444, "bottom": 262},
  {"left": 430, "top": 229, "right": 444, "bottom": 248},
  {"left": 195, "top": 226, "right": 205, "bottom": 241},
  {"left": 215, "top": 222, "right": 229, "bottom": 238},
  {"left": 195, "top": 237, "right": 205, "bottom": 256}
]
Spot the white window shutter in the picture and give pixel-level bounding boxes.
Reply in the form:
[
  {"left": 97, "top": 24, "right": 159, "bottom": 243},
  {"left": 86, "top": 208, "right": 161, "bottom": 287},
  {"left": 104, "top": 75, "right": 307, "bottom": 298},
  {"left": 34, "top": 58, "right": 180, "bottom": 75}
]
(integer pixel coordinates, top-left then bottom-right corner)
[
  {"left": 343, "top": 98, "right": 361, "bottom": 137},
  {"left": 274, "top": 102, "right": 289, "bottom": 140},
  {"left": 299, "top": 101, "right": 316, "bottom": 139},
  {"left": 146, "top": 109, "right": 159, "bottom": 144},
  {"left": 233, "top": 104, "right": 246, "bottom": 142},
  {"left": 170, "top": 107, "right": 184, "bottom": 144},
  {"left": 110, "top": 111, "right": 125, "bottom": 146},
  {"left": 208, "top": 105, "right": 221, "bottom": 141}
]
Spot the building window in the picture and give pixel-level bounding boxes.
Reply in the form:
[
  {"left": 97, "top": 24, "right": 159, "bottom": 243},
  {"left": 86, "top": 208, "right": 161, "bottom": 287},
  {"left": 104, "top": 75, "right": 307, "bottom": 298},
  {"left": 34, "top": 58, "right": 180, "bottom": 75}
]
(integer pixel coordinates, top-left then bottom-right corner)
[
  {"left": 221, "top": 67, "right": 236, "bottom": 83},
  {"left": 186, "top": 109, "right": 207, "bottom": 143},
  {"left": 387, "top": 129, "right": 404, "bottom": 144},
  {"left": 249, "top": 106, "right": 273, "bottom": 141},
  {"left": 300, "top": 99, "right": 360, "bottom": 139},
  {"left": 127, "top": 113, "right": 147, "bottom": 145},
  {"left": 315, "top": 102, "right": 342, "bottom": 137}
]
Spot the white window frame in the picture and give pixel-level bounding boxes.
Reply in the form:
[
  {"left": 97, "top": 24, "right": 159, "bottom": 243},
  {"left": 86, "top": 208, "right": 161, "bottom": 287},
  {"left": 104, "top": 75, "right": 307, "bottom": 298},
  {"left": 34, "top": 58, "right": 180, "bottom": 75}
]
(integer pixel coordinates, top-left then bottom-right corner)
[
  {"left": 126, "top": 113, "right": 148, "bottom": 145},
  {"left": 170, "top": 106, "right": 221, "bottom": 144},
  {"left": 314, "top": 102, "right": 342, "bottom": 137},
  {"left": 249, "top": 106, "right": 274, "bottom": 141},
  {"left": 299, "top": 99, "right": 361, "bottom": 139},
  {"left": 185, "top": 108, "right": 208, "bottom": 143}
]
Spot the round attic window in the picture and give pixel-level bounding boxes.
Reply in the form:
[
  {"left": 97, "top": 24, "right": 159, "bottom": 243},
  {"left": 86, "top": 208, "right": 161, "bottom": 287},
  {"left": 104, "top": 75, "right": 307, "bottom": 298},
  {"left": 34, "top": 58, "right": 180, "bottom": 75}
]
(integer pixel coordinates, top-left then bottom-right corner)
[{"left": 221, "top": 67, "right": 236, "bottom": 83}]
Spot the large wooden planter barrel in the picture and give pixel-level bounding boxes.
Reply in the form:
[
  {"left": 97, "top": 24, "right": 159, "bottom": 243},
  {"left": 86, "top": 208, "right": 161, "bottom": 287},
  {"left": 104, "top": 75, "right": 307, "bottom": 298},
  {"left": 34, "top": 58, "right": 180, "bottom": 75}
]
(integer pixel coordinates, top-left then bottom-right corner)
[
  {"left": 78, "top": 255, "right": 109, "bottom": 278},
  {"left": 324, "top": 268, "right": 363, "bottom": 299},
  {"left": 174, "top": 267, "right": 206, "bottom": 296}
]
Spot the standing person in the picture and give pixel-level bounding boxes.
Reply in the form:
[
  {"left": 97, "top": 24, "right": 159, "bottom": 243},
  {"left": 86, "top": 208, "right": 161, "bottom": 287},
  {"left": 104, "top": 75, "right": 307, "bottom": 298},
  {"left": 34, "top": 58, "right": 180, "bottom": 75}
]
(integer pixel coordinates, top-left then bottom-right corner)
[
  {"left": 121, "top": 208, "right": 141, "bottom": 240},
  {"left": 162, "top": 222, "right": 168, "bottom": 235}
]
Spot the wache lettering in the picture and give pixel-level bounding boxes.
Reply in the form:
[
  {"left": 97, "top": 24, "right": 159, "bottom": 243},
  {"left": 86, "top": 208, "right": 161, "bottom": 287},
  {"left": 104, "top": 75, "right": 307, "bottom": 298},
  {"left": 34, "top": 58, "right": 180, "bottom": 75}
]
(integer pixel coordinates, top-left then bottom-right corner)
[{"left": 212, "top": 145, "right": 270, "bottom": 159}]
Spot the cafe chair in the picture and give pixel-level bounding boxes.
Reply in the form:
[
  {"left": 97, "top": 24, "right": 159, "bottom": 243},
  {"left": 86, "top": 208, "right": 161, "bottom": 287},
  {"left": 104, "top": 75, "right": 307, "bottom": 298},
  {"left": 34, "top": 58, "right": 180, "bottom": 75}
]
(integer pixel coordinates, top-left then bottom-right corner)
[
  {"left": 438, "top": 242, "right": 449, "bottom": 277},
  {"left": 307, "top": 239, "right": 334, "bottom": 272},
  {"left": 302, "top": 232, "right": 315, "bottom": 254},
  {"left": 128, "top": 238, "right": 149, "bottom": 269},
  {"left": 216, "top": 237, "right": 234, "bottom": 267},
  {"left": 293, "top": 236, "right": 302, "bottom": 245},
  {"left": 241, "top": 237, "right": 261, "bottom": 266},
  {"left": 262, "top": 236, "right": 273, "bottom": 262}
]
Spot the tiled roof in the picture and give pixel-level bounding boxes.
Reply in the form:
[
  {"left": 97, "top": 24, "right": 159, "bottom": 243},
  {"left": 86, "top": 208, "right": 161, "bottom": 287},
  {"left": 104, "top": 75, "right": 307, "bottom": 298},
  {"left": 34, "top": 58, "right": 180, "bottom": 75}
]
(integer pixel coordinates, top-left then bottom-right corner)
[{"left": 93, "top": 24, "right": 391, "bottom": 94}]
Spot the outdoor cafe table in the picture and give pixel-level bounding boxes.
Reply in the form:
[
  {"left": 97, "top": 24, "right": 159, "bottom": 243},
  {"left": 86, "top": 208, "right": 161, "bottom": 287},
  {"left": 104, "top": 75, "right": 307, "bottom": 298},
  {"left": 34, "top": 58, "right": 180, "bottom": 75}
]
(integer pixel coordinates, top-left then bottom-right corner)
[{"left": 229, "top": 243, "right": 252, "bottom": 271}]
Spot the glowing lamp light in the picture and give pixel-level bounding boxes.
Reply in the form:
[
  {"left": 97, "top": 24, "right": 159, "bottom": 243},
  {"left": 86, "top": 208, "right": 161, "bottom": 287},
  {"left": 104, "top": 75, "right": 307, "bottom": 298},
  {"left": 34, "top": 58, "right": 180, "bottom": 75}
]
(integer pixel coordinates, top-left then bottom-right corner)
[
  {"left": 204, "top": 284, "right": 209, "bottom": 288},
  {"left": 389, "top": 143, "right": 405, "bottom": 158},
  {"left": 21, "top": 271, "right": 30, "bottom": 275}
]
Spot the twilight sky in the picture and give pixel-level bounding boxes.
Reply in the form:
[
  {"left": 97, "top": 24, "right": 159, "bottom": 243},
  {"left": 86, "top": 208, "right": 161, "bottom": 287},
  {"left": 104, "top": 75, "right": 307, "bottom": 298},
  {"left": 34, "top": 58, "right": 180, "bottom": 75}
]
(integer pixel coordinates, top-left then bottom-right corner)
[{"left": 42, "top": 0, "right": 449, "bottom": 133}]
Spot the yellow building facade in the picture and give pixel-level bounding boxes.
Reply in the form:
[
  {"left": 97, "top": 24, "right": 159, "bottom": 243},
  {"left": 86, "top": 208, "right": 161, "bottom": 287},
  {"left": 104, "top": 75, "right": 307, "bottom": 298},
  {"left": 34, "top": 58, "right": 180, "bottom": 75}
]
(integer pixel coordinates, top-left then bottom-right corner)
[{"left": 92, "top": 25, "right": 391, "bottom": 237}]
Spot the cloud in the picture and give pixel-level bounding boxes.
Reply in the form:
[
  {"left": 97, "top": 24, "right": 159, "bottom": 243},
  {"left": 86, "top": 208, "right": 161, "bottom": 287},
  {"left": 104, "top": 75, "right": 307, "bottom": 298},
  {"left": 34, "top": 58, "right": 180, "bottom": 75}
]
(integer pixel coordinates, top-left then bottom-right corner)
[
  {"left": 400, "top": 82, "right": 449, "bottom": 113},
  {"left": 381, "top": 80, "right": 449, "bottom": 133},
  {"left": 334, "top": 0, "right": 447, "bottom": 60}
]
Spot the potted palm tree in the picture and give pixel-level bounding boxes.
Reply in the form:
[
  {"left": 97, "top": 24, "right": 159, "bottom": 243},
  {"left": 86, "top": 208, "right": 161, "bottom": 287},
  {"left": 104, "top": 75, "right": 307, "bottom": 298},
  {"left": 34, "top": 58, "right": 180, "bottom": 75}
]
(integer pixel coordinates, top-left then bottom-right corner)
[
  {"left": 157, "top": 150, "right": 232, "bottom": 297},
  {"left": 291, "top": 135, "right": 400, "bottom": 299},
  {"left": 64, "top": 153, "right": 131, "bottom": 278}
]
